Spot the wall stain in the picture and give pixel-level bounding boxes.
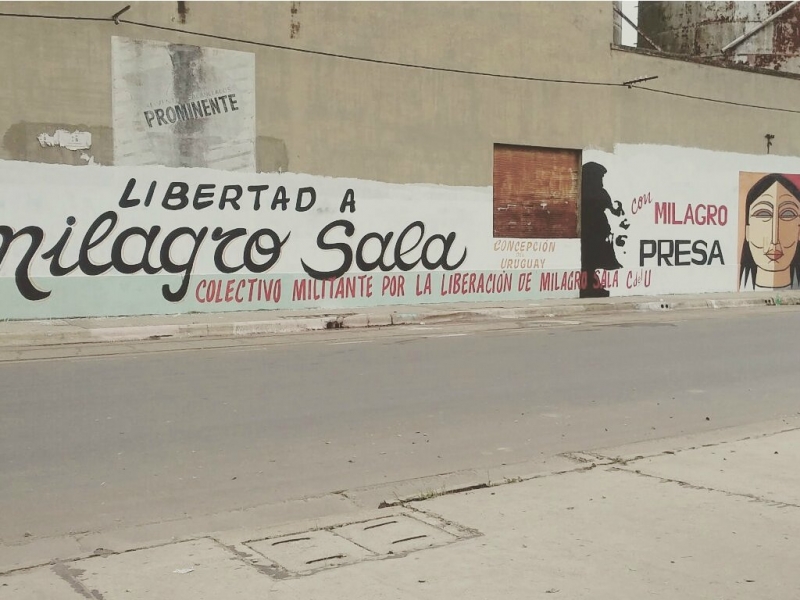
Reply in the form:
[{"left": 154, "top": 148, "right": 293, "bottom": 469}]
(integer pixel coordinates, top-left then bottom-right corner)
[
  {"left": 256, "top": 136, "right": 289, "bottom": 173},
  {"left": 290, "top": 2, "right": 301, "bottom": 39},
  {"left": 169, "top": 44, "right": 208, "bottom": 167},
  {"left": 177, "top": 1, "right": 188, "bottom": 24}
]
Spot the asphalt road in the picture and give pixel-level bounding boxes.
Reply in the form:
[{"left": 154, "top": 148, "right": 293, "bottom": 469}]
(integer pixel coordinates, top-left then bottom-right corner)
[{"left": 2, "top": 307, "right": 800, "bottom": 545}]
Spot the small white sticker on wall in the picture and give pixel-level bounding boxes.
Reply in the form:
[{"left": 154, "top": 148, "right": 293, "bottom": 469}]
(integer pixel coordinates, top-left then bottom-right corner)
[{"left": 37, "top": 129, "right": 93, "bottom": 151}]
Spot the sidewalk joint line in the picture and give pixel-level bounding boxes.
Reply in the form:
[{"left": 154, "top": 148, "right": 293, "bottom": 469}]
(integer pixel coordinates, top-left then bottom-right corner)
[
  {"left": 610, "top": 467, "right": 800, "bottom": 509},
  {"left": 590, "top": 425, "right": 800, "bottom": 464}
]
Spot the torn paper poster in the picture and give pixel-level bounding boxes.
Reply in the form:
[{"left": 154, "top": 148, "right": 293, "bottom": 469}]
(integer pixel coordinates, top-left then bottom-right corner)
[
  {"left": 112, "top": 36, "right": 255, "bottom": 172},
  {"left": 37, "top": 130, "right": 92, "bottom": 151}
]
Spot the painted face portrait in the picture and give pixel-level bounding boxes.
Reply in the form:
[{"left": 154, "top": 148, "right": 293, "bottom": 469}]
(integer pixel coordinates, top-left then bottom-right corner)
[{"left": 740, "top": 174, "right": 800, "bottom": 289}]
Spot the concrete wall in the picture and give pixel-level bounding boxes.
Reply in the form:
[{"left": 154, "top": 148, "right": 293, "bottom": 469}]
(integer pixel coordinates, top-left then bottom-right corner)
[
  {"left": 610, "top": 47, "right": 800, "bottom": 157},
  {"left": 2, "top": 2, "right": 800, "bottom": 319},
  {"left": 3, "top": 145, "right": 800, "bottom": 319},
  {"left": 2, "top": 2, "right": 799, "bottom": 180}
]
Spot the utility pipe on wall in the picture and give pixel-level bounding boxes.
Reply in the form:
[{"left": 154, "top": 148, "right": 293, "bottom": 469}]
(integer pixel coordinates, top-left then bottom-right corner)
[{"left": 721, "top": 0, "right": 800, "bottom": 53}]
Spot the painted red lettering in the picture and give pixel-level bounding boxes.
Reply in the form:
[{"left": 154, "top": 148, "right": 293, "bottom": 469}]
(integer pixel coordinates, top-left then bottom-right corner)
[
  {"left": 696, "top": 204, "right": 707, "bottom": 225},
  {"left": 206, "top": 279, "right": 217, "bottom": 303},
  {"left": 196, "top": 279, "right": 207, "bottom": 303},
  {"left": 235, "top": 279, "right": 246, "bottom": 302}
]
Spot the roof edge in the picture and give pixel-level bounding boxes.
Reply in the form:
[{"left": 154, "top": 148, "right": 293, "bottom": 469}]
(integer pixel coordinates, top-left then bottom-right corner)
[{"left": 611, "top": 44, "right": 800, "bottom": 82}]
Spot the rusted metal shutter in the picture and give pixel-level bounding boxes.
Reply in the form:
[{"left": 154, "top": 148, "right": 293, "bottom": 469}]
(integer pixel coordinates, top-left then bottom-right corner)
[{"left": 493, "top": 144, "right": 580, "bottom": 239}]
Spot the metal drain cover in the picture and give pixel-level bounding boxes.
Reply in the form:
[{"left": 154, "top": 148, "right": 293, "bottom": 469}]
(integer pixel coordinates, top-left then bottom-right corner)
[
  {"left": 245, "top": 512, "right": 469, "bottom": 576},
  {"left": 247, "top": 530, "right": 374, "bottom": 574},
  {"left": 336, "top": 514, "right": 457, "bottom": 555}
]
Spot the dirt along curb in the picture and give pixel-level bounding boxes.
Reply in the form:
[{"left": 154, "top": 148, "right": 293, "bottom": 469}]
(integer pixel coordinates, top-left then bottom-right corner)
[{"left": 2, "top": 292, "right": 800, "bottom": 349}]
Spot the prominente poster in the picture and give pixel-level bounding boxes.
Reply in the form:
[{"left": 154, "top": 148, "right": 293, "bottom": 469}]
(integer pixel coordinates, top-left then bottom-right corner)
[{"left": 112, "top": 36, "right": 256, "bottom": 172}]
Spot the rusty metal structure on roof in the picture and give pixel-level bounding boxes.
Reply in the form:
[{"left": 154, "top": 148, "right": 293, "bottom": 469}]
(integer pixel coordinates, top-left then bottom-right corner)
[{"left": 637, "top": 1, "right": 800, "bottom": 73}]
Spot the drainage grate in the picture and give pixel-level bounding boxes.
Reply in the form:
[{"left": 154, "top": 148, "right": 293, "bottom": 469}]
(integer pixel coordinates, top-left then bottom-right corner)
[
  {"left": 247, "top": 530, "right": 374, "bottom": 575},
  {"left": 244, "top": 512, "right": 475, "bottom": 577},
  {"left": 335, "top": 514, "right": 457, "bottom": 555}
]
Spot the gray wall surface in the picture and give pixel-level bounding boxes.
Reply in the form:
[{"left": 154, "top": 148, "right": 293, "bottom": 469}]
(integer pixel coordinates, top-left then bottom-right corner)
[{"left": 1, "top": 1, "right": 799, "bottom": 185}]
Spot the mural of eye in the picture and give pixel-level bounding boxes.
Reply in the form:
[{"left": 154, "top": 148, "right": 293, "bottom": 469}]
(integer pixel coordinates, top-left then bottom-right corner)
[
  {"left": 779, "top": 208, "right": 799, "bottom": 221},
  {"left": 751, "top": 209, "right": 772, "bottom": 219}
]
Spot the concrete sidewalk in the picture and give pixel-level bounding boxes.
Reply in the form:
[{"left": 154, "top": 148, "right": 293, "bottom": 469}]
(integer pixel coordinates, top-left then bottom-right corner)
[
  {"left": 3, "top": 419, "right": 800, "bottom": 599},
  {"left": 3, "top": 290, "right": 800, "bottom": 348}
]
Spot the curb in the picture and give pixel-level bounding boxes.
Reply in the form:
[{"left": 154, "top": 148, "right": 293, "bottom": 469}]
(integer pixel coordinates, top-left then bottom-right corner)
[{"left": 2, "top": 294, "right": 799, "bottom": 348}]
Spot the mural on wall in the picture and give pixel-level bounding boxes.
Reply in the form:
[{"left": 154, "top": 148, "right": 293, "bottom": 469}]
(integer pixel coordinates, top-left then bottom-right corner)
[
  {"left": 579, "top": 162, "right": 627, "bottom": 298},
  {"left": 3, "top": 144, "right": 800, "bottom": 320},
  {"left": 572, "top": 145, "right": 739, "bottom": 297},
  {"left": 1, "top": 159, "right": 573, "bottom": 320},
  {"left": 112, "top": 37, "right": 255, "bottom": 172},
  {"left": 738, "top": 173, "right": 800, "bottom": 290}
]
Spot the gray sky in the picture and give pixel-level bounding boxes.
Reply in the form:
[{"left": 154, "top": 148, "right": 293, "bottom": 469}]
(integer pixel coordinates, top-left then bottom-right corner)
[{"left": 621, "top": 1, "right": 638, "bottom": 46}]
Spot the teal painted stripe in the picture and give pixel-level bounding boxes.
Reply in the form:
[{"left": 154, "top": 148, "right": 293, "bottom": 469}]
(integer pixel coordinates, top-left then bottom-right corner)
[{"left": 0, "top": 270, "right": 580, "bottom": 319}]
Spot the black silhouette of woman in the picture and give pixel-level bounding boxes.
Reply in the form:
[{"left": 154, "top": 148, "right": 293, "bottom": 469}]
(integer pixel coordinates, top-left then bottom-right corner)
[{"left": 580, "top": 162, "right": 623, "bottom": 298}]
